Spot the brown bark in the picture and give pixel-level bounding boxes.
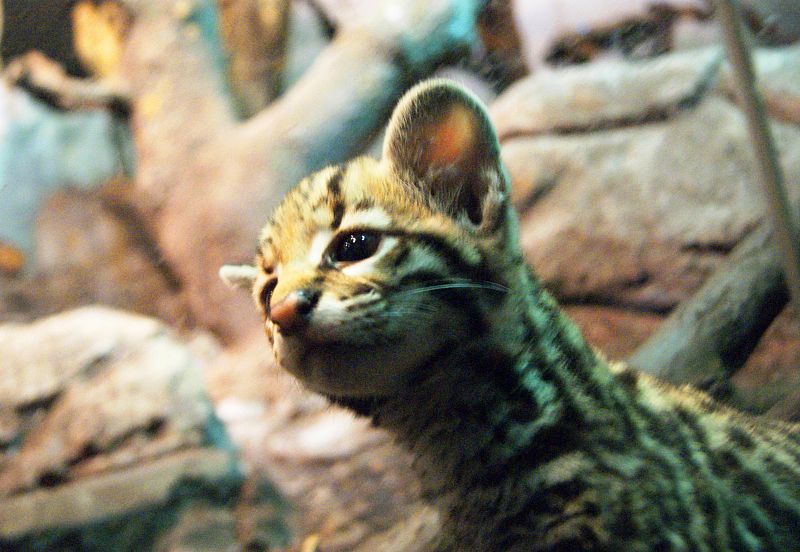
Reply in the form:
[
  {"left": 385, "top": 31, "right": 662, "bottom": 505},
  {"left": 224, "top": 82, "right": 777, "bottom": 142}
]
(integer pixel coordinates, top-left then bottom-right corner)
[
  {"left": 4, "top": 51, "right": 130, "bottom": 112},
  {"left": 71, "top": 0, "right": 133, "bottom": 78},
  {"left": 217, "top": 0, "right": 290, "bottom": 116},
  {"left": 476, "top": 0, "right": 528, "bottom": 88}
]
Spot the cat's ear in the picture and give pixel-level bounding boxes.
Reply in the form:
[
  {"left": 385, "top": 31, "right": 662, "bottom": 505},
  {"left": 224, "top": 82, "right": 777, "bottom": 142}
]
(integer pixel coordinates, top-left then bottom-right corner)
[
  {"left": 383, "top": 80, "right": 507, "bottom": 229},
  {"left": 219, "top": 264, "right": 257, "bottom": 291}
]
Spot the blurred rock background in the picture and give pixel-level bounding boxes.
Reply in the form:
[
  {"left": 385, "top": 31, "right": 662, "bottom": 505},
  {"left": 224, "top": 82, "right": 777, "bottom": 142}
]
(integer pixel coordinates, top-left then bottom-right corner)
[{"left": 1, "top": 0, "right": 799, "bottom": 550}]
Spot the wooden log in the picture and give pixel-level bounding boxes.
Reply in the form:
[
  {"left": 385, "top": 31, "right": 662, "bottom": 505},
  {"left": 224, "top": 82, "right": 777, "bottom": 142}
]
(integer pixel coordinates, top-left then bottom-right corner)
[{"left": 629, "top": 222, "right": 788, "bottom": 393}]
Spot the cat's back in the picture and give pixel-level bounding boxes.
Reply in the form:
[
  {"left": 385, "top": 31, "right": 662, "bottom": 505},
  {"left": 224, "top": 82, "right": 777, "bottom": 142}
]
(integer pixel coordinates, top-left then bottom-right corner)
[{"left": 600, "top": 361, "right": 800, "bottom": 551}]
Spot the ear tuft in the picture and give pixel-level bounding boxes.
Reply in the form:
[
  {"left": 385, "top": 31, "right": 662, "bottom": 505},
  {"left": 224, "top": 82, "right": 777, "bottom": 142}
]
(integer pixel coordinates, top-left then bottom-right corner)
[
  {"left": 219, "top": 264, "right": 258, "bottom": 291},
  {"left": 382, "top": 79, "right": 506, "bottom": 227}
]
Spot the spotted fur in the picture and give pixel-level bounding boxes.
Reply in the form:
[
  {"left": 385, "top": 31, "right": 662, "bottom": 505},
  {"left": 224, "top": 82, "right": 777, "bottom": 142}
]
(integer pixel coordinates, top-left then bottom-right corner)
[{"left": 225, "top": 79, "right": 800, "bottom": 551}]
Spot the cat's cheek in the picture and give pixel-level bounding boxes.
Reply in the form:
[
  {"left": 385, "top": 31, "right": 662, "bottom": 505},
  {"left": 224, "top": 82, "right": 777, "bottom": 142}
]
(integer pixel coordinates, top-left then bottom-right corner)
[
  {"left": 271, "top": 334, "right": 355, "bottom": 395},
  {"left": 268, "top": 335, "right": 304, "bottom": 386}
]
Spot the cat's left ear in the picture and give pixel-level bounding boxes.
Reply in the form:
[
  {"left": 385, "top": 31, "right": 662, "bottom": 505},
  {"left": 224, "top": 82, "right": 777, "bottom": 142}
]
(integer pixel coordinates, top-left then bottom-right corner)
[
  {"left": 383, "top": 79, "right": 507, "bottom": 230},
  {"left": 219, "top": 264, "right": 258, "bottom": 291}
]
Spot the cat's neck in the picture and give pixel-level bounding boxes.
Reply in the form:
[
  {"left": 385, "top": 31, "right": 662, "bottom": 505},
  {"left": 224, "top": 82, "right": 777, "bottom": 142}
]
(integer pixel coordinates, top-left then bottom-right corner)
[{"left": 358, "top": 271, "right": 621, "bottom": 501}]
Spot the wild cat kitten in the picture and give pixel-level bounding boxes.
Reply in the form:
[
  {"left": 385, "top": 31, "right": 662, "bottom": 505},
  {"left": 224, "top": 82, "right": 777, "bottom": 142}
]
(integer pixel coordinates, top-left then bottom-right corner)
[{"left": 222, "top": 80, "right": 800, "bottom": 551}]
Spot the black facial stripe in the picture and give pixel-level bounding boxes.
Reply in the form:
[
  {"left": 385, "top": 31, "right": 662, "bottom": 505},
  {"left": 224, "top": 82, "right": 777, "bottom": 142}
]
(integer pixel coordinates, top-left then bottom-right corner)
[
  {"left": 259, "top": 278, "right": 278, "bottom": 318},
  {"left": 389, "top": 230, "right": 493, "bottom": 285},
  {"left": 349, "top": 282, "right": 377, "bottom": 296},
  {"left": 327, "top": 167, "right": 346, "bottom": 230},
  {"left": 353, "top": 198, "right": 375, "bottom": 211},
  {"left": 396, "top": 270, "right": 488, "bottom": 336},
  {"left": 386, "top": 242, "right": 411, "bottom": 269}
]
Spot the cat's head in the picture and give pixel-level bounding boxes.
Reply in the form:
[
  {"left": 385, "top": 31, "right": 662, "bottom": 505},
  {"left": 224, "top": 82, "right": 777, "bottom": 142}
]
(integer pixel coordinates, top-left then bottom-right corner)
[{"left": 222, "top": 80, "right": 517, "bottom": 398}]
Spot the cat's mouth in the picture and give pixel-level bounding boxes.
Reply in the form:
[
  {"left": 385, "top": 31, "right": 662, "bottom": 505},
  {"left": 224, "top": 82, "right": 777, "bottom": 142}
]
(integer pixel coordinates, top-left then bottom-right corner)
[
  {"left": 272, "top": 319, "right": 378, "bottom": 347},
  {"left": 271, "top": 328, "right": 437, "bottom": 398}
]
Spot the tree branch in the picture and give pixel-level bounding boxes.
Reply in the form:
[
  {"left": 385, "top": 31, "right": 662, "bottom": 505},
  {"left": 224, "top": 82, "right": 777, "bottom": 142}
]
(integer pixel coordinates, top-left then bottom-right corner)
[
  {"left": 713, "top": 0, "right": 800, "bottom": 315},
  {"left": 628, "top": 222, "right": 788, "bottom": 390},
  {"left": 630, "top": 3, "right": 800, "bottom": 414},
  {"left": 4, "top": 51, "right": 131, "bottom": 113},
  {"left": 117, "top": 0, "right": 489, "bottom": 342}
]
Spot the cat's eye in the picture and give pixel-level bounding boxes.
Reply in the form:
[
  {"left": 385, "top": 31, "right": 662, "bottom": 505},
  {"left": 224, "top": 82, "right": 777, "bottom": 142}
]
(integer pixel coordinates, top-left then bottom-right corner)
[{"left": 329, "top": 231, "right": 382, "bottom": 263}]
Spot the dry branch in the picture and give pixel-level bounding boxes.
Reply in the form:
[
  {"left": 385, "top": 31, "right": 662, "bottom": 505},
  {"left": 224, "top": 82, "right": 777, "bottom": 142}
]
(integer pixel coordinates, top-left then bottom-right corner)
[
  {"left": 4, "top": 51, "right": 131, "bottom": 112},
  {"left": 628, "top": 223, "right": 788, "bottom": 390},
  {"left": 714, "top": 0, "right": 800, "bottom": 313},
  {"left": 630, "top": 2, "right": 800, "bottom": 415},
  {"left": 761, "top": 88, "right": 800, "bottom": 125},
  {"left": 217, "top": 0, "right": 290, "bottom": 116}
]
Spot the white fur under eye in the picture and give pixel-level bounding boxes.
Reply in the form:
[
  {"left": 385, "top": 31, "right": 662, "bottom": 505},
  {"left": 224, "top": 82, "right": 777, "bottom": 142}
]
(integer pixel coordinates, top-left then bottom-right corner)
[
  {"left": 307, "top": 230, "right": 334, "bottom": 264},
  {"left": 313, "top": 288, "right": 380, "bottom": 326}
]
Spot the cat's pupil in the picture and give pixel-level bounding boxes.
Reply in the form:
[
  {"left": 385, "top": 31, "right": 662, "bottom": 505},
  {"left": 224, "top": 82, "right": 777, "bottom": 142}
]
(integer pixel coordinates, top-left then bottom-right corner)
[{"left": 331, "top": 232, "right": 381, "bottom": 263}]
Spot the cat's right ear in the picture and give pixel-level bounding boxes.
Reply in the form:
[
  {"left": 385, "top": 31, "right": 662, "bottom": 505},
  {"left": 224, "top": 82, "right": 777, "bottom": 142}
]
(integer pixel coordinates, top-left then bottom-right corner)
[
  {"left": 382, "top": 79, "right": 507, "bottom": 230},
  {"left": 219, "top": 264, "right": 258, "bottom": 291}
]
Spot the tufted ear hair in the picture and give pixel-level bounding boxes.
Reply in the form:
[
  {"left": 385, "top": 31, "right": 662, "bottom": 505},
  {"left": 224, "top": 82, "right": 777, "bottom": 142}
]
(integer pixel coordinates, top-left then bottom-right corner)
[{"left": 382, "top": 79, "right": 507, "bottom": 229}]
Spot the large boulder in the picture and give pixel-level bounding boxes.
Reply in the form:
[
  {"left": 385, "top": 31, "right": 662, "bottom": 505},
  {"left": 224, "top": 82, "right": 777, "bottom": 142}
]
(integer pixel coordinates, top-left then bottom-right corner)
[
  {"left": 0, "top": 306, "right": 288, "bottom": 551},
  {"left": 494, "top": 45, "right": 800, "bottom": 312}
]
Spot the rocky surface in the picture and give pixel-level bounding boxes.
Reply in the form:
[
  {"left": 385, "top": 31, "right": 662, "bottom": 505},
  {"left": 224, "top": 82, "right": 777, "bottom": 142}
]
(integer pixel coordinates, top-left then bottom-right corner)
[
  {"left": 0, "top": 180, "right": 191, "bottom": 328},
  {"left": 0, "top": 307, "right": 287, "bottom": 551},
  {"left": 496, "top": 45, "right": 800, "bottom": 313},
  {"left": 33, "top": 184, "right": 189, "bottom": 326}
]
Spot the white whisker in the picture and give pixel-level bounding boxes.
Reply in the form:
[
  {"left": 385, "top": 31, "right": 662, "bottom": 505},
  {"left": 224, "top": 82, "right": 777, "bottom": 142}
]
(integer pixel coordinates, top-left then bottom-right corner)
[{"left": 398, "top": 280, "right": 509, "bottom": 297}]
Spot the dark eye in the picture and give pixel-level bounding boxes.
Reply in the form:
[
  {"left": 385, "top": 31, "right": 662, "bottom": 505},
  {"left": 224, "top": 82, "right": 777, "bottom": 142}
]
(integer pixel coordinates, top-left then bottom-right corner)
[
  {"left": 259, "top": 278, "right": 277, "bottom": 316},
  {"left": 330, "top": 232, "right": 382, "bottom": 263}
]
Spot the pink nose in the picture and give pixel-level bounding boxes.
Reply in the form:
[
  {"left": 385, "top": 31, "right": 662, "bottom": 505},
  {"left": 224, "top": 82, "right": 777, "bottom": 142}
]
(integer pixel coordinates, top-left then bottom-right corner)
[{"left": 269, "top": 289, "right": 318, "bottom": 333}]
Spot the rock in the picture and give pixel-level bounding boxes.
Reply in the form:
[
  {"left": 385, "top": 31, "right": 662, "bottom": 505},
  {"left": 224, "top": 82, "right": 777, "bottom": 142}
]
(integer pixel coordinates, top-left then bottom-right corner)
[
  {"left": 495, "top": 45, "right": 800, "bottom": 311},
  {"left": 491, "top": 48, "right": 722, "bottom": 139},
  {"left": 264, "top": 409, "right": 383, "bottom": 462},
  {"left": 31, "top": 185, "right": 189, "bottom": 327},
  {"left": 283, "top": 0, "right": 331, "bottom": 90},
  {"left": 564, "top": 305, "right": 664, "bottom": 360},
  {"left": 730, "top": 307, "right": 800, "bottom": 418},
  {"left": 0, "top": 306, "right": 289, "bottom": 551},
  {"left": 0, "top": 407, "right": 21, "bottom": 446},
  {"left": 511, "top": 0, "right": 708, "bottom": 71},
  {"left": 353, "top": 504, "right": 440, "bottom": 552},
  {"left": 744, "top": 0, "right": 800, "bottom": 45},
  {"left": 0, "top": 306, "right": 164, "bottom": 410},
  {"left": 0, "top": 449, "right": 237, "bottom": 542},
  {"left": 153, "top": 503, "right": 239, "bottom": 552},
  {"left": 0, "top": 242, "right": 26, "bottom": 276}
]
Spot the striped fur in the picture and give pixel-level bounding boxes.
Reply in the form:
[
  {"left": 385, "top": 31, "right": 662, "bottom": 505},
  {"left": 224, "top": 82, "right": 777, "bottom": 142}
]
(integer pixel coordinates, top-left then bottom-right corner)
[{"left": 247, "top": 80, "right": 800, "bottom": 551}]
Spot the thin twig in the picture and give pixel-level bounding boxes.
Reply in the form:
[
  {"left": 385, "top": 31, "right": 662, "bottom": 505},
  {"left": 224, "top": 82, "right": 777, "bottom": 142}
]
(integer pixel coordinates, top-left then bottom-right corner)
[
  {"left": 713, "top": 0, "right": 800, "bottom": 316},
  {"left": 3, "top": 51, "right": 131, "bottom": 114}
]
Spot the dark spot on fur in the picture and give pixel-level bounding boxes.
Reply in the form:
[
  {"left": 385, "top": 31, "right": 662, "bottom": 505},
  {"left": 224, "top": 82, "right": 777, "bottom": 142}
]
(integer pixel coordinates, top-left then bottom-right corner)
[
  {"left": 616, "top": 366, "right": 640, "bottom": 389},
  {"left": 728, "top": 426, "right": 756, "bottom": 450}
]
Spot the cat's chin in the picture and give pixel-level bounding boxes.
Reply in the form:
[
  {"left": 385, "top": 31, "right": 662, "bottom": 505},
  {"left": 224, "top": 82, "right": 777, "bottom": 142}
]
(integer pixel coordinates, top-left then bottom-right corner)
[{"left": 272, "top": 331, "right": 443, "bottom": 398}]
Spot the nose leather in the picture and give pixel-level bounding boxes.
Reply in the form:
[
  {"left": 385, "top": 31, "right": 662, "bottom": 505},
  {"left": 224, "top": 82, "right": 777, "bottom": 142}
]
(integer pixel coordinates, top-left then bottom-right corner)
[{"left": 270, "top": 289, "right": 318, "bottom": 333}]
